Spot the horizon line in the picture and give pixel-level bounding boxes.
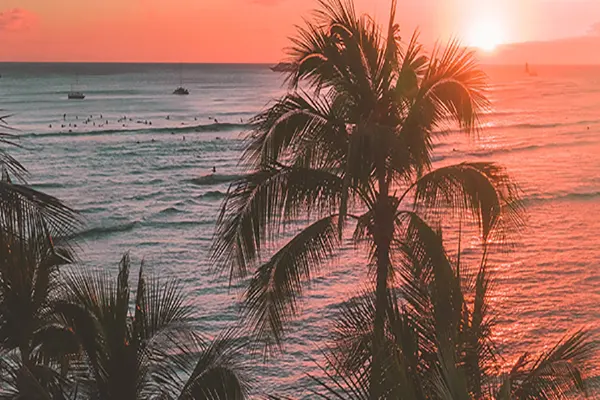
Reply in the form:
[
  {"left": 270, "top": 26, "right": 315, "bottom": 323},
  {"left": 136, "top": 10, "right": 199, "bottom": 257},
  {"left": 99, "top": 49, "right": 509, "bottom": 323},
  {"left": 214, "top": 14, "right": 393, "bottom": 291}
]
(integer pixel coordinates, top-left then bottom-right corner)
[{"left": 1, "top": 61, "right": 600, "bottom": 66}]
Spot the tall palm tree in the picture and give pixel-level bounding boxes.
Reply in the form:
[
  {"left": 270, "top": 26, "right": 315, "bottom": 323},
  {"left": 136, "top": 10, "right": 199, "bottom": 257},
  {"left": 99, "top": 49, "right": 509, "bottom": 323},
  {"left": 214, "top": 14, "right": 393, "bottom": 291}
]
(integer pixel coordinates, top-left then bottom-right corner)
[
  {"left": 211, "top": 0, "right": 523, "bottom": 396},
  {"left": 0, "top": 116, "right": 81, "bottom": 398},
  {"left": 312, "top": 239, "right": 594, "bottom": 399},
  {"left": 54, "top": 253, "right": 251, "bottom": 400}
]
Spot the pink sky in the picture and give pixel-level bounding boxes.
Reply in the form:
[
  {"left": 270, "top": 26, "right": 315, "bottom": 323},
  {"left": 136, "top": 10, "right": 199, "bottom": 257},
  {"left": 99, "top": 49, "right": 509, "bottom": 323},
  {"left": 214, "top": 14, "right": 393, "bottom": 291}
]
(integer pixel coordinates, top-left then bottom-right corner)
[{"left": 1, "top": 0, "right": 600, "bottom": 62}]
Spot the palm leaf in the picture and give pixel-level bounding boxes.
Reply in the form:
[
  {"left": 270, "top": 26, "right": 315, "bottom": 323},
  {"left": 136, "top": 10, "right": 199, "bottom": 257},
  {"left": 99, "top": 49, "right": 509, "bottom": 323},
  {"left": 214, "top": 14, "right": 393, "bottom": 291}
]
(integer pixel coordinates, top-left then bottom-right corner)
[
  {"left": 211, "top": 165, "right": 344, "bottom": 281},
  {"left": 179, "top": 331, "right": 251, "bottom": 400},
  {"left": 244, "top": 215, "right": 338, "bottom": 350},
  {"left": 510, "top": 330, "right": 593, "bottom": 399},
  {"left": 409, "top": 162, "right": 524, "bottom": 242}
]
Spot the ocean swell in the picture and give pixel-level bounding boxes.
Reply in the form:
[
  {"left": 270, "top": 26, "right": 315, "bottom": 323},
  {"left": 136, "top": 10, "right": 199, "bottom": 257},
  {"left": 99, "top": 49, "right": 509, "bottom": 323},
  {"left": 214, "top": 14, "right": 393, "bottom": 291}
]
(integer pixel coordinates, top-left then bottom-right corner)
[
  {"left": 19, "top": 122, "right": 248, "bottom": 139},
  {"left": 187, "top": 174, "right": 242, "bottom": 186},
  {"left": 75, "top": 221, "right": 139, "bottom": 240}
]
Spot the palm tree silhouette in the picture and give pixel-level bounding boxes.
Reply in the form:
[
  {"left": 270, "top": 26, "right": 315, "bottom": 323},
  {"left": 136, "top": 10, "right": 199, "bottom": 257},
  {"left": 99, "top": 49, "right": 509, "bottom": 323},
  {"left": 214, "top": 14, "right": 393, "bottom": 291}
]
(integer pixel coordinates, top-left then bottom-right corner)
[
  {"left": 211, "top": 0, "right": 523, "bottom": 396},
  {"left": 54, "top": 253, "right": 251, "bottom": 399},
  {"left": 313, "top": 241, "right": 594, "bottom": 399},
  {"left": 0, "top": 115, "right": 81, "bottom": 397}
]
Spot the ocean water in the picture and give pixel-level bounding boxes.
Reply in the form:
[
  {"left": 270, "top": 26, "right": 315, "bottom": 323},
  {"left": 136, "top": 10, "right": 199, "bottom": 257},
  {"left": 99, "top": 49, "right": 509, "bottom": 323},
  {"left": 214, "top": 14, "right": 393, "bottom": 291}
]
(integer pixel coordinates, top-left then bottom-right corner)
[{"left": 0, "top": 63, "right": 598, "bottom": 396}]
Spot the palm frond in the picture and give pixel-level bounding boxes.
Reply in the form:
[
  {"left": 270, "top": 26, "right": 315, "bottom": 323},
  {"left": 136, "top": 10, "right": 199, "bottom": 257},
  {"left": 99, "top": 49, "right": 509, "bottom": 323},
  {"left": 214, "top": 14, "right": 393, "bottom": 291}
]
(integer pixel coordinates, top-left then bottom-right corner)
[
  {"left": 244, "top": 215, "right": 338, "bottom": 351},
  {"left": 510, "top": 330, "right": 593, "bottom": 399},
  {"left": 179, "top": 331, "right": 251, "bottom": 400},
  {"left": 0, "top": 182, "right": 82, "bottom": 244},
  {"left": 309, "top": 350, "right": 371, "bottom": 400},
  {"left": 245, "top": 92, "right": 347, "bottom": 170},
  {"left": 57, "top": 253, "right": 197, "bottom": 400},
  {"left": 422, "top": 39, "right": 489, "bottom": 133},
  {"left": 211, "top": 165, "right": 344, "bottom": 281},
  {"left": 410, "top": 162, "right": 524, "bottom": 242}
]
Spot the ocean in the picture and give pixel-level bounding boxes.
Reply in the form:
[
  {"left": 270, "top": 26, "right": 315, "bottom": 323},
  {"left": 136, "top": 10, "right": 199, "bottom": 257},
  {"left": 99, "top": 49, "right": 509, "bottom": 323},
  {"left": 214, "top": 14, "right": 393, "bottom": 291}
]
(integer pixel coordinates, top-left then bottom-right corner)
[{"left": 0, "top": 62, "right": 598, "bottom": 396}]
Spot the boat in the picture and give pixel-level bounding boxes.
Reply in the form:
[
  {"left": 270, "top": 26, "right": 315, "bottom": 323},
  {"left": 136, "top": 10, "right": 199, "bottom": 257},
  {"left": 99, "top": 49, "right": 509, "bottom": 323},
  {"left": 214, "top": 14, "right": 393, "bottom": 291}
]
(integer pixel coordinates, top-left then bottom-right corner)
[
  {"left": 67, "top": 76, "right": 85, "bottom": 100},
  {"left": 68, "top": 91, "right": 85, "bottom": 100},
  {"left": 173, "top": 64, "right": 189, "bottom": 95},
  {"left": 173, "top": 86, "right": 189, "bottom": 95},
  {"left": 270, "top": 62, "right": 295, "bottom": 72},
  {"left": 525, "top": 62, "right": 538, "bottom": 77}
]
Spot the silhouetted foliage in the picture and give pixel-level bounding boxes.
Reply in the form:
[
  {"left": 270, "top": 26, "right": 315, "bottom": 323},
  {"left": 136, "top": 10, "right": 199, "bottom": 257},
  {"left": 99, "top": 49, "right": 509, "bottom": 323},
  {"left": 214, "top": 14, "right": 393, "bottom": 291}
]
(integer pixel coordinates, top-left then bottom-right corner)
[{"left": 212, "top": 0, "right": 524, "bottom": 396}]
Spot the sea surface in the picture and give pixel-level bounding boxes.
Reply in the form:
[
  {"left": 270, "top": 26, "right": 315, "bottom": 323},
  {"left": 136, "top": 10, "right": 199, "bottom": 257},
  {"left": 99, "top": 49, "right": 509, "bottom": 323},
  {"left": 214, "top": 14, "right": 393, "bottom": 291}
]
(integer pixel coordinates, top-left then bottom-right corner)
[{"left": 0, "top": 63, "right": 598, "bottom": 396}]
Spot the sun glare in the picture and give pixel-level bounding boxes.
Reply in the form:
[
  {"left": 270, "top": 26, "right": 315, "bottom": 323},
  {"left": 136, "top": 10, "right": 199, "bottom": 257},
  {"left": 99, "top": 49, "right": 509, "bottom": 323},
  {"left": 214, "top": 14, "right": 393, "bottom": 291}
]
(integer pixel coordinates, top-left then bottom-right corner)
[{"left": 467, "top": 17, "right": 506, "bottom": 52}]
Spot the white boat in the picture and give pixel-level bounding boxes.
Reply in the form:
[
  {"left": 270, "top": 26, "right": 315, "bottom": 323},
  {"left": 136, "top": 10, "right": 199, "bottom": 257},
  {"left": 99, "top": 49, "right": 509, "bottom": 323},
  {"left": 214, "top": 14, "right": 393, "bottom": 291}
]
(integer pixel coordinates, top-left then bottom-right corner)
[
  {"left": 173, "top": 64, "right": 189, "bottom": 95},
  {"left": 68, "top": 76, "right": 85, "bottom": 100}
]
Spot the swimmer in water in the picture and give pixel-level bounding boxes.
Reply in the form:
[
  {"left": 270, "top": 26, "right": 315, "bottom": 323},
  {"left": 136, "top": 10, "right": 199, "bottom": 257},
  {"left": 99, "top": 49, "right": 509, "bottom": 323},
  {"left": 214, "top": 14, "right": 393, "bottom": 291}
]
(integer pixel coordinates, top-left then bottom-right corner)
[{"left": 212, "top": 166, "right": 216, "bottom": 173}]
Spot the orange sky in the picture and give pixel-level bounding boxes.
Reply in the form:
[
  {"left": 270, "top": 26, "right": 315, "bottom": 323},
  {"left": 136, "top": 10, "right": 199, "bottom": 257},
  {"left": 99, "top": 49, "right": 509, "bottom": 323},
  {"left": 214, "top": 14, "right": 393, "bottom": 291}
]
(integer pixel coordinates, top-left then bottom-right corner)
[{"left": 1, "top": 0, "right": 600, "bottom": 62}]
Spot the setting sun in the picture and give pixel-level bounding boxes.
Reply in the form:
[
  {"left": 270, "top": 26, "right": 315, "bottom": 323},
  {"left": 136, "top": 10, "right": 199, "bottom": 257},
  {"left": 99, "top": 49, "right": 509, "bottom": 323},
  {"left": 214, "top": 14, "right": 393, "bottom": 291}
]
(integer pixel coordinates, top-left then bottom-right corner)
[{"left": 467, "top": 17, "right": 506, "bottom": 52}]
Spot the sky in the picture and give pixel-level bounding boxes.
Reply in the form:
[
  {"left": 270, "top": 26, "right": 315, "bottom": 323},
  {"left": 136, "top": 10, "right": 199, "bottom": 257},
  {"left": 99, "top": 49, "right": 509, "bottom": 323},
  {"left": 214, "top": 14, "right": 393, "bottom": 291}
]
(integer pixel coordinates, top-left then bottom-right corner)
[{"left": 1, "top": 0, "right": 600, "bottom": 63}]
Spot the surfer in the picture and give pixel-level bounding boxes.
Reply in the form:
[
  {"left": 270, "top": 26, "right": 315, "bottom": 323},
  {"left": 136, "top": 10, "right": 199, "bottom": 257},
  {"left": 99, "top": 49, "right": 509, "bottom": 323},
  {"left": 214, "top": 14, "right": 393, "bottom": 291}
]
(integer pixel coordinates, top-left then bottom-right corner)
[{"left": 212, "top": 166, "right": 216, "bottom": 173}]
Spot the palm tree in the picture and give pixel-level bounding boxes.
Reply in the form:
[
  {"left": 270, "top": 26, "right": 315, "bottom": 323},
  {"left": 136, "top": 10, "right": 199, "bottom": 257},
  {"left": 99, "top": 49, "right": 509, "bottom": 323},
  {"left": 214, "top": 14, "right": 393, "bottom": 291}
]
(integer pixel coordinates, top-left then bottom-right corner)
[
  {"left": 0, "top": 116, "right": 81, "bottom": 397},
  {"left": 0, "top": 231, "right": 77, "bottom": 399},
  {"left": 54, "top": 253, "right": 251, "bottom": 400},
  {"left": 312, "top": 239, "right": 595, "bottom": 399},
  {"left": 211, "top": 0, "right": 523, "bottom": 396}
]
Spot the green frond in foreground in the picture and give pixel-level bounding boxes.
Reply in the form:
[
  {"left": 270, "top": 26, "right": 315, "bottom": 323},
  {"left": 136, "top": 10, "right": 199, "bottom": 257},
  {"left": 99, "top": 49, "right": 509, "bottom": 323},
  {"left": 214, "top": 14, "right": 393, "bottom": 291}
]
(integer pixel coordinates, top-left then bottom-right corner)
[
  {"left": 55, "top": 253, "right": 252, "bottom": 400},
  {"left": 55, "top": 253, "right": 194, "bottom": 399}
]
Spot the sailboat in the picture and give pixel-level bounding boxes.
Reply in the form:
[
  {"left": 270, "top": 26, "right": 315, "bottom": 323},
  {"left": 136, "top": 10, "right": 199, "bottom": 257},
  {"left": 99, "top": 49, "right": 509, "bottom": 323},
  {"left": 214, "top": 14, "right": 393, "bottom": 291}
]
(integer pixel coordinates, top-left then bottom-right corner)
[
  {"left": 525, "top": 62, "right": 538, "bottom": 77},
  {"left": 68, "top": 75, "right": 85, "bottom": 100},
  {"left": 173, "top": 64, "right": 189, "bottom": 95}
]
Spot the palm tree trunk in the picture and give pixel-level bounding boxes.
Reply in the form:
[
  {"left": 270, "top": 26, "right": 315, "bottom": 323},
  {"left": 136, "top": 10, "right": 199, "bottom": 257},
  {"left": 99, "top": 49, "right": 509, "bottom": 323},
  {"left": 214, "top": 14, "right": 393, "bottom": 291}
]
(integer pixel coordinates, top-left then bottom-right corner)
[
  {"left": 370, "top": 181, "right": 394, "bottom": 399},
  {"left": 19, "top": 343, "right": 31, "bottom": 369}
]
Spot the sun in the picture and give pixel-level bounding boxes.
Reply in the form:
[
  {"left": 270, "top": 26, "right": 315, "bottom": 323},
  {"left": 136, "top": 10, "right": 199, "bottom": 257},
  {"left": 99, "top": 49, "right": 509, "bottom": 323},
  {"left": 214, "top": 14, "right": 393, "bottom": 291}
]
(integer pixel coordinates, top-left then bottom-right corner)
[{"left": 467, "top": 17, "right": 506, "bottom": 52}]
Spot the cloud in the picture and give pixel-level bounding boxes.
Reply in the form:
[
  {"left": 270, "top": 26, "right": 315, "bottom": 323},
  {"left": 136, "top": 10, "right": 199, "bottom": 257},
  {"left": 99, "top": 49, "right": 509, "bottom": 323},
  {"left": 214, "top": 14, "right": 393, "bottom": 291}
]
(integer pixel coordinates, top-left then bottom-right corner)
[
  {"left": 0, "top": 8, "right": 37, "bottom": 32},
  {"left": 591, "top": 22, "right": 600, "bottom": 35}
]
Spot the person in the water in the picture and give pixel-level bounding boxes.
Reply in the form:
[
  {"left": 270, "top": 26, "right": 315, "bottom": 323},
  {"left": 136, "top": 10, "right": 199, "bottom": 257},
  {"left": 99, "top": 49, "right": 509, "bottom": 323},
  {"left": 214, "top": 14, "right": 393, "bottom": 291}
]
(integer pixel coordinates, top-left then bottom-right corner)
[{"left": 212, "top": 166, "right": 216, "bottom": 173}]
